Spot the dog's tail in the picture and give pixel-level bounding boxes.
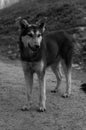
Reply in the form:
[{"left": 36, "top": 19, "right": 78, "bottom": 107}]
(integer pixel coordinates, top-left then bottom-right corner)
[{"left": 80, "top": 83, "right": 86, "bottom": 93}]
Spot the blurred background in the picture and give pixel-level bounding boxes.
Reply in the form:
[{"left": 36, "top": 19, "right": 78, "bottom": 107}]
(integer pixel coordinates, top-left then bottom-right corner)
[
  {"left": 0, "top": 0, "right": 86, "bottom": 69},
  {"left": 0, "top": 0, "right": 20, "bottom": 9}
]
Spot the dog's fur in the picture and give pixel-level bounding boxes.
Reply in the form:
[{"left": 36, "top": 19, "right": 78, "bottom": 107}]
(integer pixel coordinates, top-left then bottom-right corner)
[{"left": 17, "top": 18, "right": 74, "bottom": 112}]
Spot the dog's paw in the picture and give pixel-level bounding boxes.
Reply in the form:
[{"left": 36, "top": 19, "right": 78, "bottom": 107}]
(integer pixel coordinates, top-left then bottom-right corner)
[
  {"left": 21, "top": 105, "right": 30, "bottom": 111},
  {"left": 62, "top": 93, "right": 70, "bottom": 98},
  {"left": 51, "top": 89, "right": 58, "bottom": 93},
  {"left": 21, "top": 103, "right": 32, "bottom": 111},
  {"left": 37, "top": 107, "right": 46, "bottom": 112}
]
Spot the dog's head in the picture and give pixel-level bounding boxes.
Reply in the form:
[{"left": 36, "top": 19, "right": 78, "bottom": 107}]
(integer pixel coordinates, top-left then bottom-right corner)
[{"left": 16, "top": 17, "right": 45, "bottom": 51}]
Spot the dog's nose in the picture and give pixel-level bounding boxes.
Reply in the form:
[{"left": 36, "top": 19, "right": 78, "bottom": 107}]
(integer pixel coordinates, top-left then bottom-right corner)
[{"left": 34, "top": 45, "right": 40, "bottom": 49}]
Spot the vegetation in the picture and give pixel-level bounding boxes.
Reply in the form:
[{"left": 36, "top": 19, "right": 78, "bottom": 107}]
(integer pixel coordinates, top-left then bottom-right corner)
[{"left": 0, "top": 0, "right": 86, "bottom": 63}]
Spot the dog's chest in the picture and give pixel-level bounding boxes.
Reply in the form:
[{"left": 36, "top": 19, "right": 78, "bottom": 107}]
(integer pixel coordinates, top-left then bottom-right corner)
[{"left": 28, "top": 60, "right": 44, "bottom": 73}]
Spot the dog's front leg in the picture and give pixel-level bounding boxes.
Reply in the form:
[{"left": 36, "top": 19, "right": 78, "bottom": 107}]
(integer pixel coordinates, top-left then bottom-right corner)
[
  {"left": 38, "top": 73, "right": 46, "bottom": 112},
  {"left": 22, "top": 63, "right": 33, "bottom": 111}
]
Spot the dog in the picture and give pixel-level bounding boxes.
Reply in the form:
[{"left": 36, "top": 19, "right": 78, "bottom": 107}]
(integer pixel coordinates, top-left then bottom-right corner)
[{"left": 17, "top": 18, "right": 74, "bottom": 112}]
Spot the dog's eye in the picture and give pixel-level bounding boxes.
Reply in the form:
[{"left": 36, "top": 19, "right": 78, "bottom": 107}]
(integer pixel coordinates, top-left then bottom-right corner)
[
  {"left": 28, "top": 33, "right": 33, "bottom": 37},
  {"left": 37, "top": 34, "right": 41, "bottom": 37}
]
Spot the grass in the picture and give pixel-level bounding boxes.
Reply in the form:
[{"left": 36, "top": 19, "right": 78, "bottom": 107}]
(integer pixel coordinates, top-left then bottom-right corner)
[{"left": 0, "top": 0, "right": 86, "bottom": 60}]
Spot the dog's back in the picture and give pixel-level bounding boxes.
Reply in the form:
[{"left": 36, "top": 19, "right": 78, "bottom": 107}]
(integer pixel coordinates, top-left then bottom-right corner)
[{"left": 43, "top": 30, "right": 74, "bottom": 67}]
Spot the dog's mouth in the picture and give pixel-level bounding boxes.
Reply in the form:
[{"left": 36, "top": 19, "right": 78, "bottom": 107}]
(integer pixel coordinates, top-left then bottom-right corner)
[{"left": 28, "top": 43, "right": 40, "bottom": 52}]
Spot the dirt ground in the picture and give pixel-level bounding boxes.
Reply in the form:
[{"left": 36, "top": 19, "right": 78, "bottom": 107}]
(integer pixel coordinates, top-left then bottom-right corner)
[
  {"left": 1, "top": 0, "right": 86, "bottom": 130},
  {"left": 0, "top": 57, "right": 85, "bottom": 130}
]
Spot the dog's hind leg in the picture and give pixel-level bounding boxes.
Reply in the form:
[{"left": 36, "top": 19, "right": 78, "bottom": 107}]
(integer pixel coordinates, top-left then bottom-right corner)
[
  {"left": 62, "top": 60, "right": 72, "bottom": 98},
  {"left": 22, "top": 62, "right": 33, "bottom": 111},
  {"left": 51, "top": 63, "right": 62, "bottom": 93}
]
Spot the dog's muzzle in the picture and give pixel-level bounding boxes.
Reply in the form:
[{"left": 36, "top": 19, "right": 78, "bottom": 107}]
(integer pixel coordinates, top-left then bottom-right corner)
[
  {"left": 28, "top": 44, "right": 40, "bottom": 52},
  {"left": 34, "top": 45, "right": 40, "bottom": 49}
]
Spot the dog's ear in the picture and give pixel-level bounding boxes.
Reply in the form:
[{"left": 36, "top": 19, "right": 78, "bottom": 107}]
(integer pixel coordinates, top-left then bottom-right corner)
[
  {"left": 20, "top": 19, "right": 30, "bottom": 29},
  {"left": 36, "top": 17, "right": 47, "bottom": 32},
  {"left": 16, "top": 17, "right": 31, "bottom": 30},
  {"left": 37, "top": 22, "right": 46, "bottom": 32}
]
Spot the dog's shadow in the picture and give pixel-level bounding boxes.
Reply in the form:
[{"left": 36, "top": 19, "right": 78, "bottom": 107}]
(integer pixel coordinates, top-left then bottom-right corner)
[{"left": 80, "top": 83, "right": 86, "bottom": 93}]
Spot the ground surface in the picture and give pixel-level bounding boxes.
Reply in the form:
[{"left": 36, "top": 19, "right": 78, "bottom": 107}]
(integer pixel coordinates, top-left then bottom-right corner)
[
  {"left": 0, "top": 57, "right": 85, "bottom": 130},
  {"left": 0, "top": 0, "right": 86, "bottom": 130}
]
